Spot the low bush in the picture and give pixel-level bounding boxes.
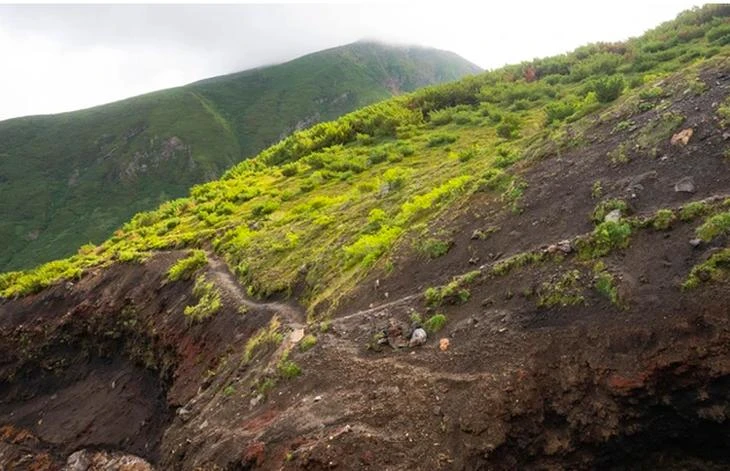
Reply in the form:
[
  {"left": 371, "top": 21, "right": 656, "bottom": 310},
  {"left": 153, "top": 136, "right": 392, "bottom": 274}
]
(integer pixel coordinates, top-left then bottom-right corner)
[{"left": 167, "top": 249, "right": 207, "bottom": 281}]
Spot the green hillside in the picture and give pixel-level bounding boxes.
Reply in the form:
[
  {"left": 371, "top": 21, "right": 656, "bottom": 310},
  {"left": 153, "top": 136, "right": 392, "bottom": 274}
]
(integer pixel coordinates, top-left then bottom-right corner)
[
  {"left": 2, "top": 5, "right": 729, "bottom": 316},
  {"left": 0, "top": 41, "right": 479, "bottom": 272}
]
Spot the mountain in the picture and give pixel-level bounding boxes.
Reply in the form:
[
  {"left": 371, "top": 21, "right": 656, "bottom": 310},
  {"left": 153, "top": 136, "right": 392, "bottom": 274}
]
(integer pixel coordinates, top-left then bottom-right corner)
[
  {"left": 2, "top": 5, "right": 730, "bottom": 470},
  {"left": 0, "top": 41, "right": 480, "bottom": 272}
]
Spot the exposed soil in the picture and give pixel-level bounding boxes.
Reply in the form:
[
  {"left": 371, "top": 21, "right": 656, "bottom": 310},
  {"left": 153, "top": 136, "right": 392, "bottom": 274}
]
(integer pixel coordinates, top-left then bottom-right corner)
[{"left": 1, "top": 63, "right": 729, "bottom": 470}]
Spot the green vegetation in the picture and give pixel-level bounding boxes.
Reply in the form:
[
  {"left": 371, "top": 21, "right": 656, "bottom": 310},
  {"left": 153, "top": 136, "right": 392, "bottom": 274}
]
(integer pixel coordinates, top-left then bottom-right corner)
[
  {"left": 3, "top": 5, "right": 729, "bottom": 319},
  {"left": 277, "top": 349, "right": 302, "bottom": 379},
  {"left": 492, "top": 252, "right": 545, "bottom": 276},
  {"left": 592, "top": 199, "right": 628, "bottom": 224},
  {"left": 696, "top": 211, "right": 730, "bottom": 241},
  {"left": 424, "top": 313, "right": 448, "bottom": 333},
  {"left": 243, "top": 316, "right": 284, "bottom": 363},
  {"left": 683, "top": 248, "right": 730, "bottom": 289},
  {"left": 416, "top": 237, "right": 452, "bottom": 259},
  {"left": 592, "top": 75, "right": 625, "bottom": 103},
  {"left": 299, "top": 334, "right": 317, "bottom": 352},
  {"left": 680, "top": 201, "right": 710, "bottom": 221},
  {"left": 183, "top": 275, "right": 222, "bottom": 322},
  {"left": 167, "top": 249, "right": 207, "bottom": 281},
  {"left": 0, "top": 42, "right": 479, "bottom": 272},
  {"left": 652, "top": 209, "right": 677, "bottom": 230},
  {"left": 538, "top": 270, "right": 586, "bottom": 308},
  {"left": 593, "top": 261, "right": 620, "bottom": 306},
  {"left": 578, "top": 221, "right": 632, "bottom": 259},
  {"left": 424, "top": 270, "right": 480, "bottom": 306}
]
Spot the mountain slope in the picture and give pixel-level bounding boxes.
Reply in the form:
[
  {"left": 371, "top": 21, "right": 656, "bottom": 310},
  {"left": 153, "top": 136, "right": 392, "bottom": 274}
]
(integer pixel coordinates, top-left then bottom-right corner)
[
  {"left": 0, "top": 41, "right": 480, "bottom": 272},
  {"left": 2, "top": 5, "right": 730, "bottom": 470}
]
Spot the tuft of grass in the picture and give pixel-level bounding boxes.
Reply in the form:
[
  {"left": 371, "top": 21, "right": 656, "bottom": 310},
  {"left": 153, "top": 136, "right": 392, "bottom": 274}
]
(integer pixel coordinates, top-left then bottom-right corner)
[
  {"left": 424, "top": 313, "right": 447, "bottom": 333},
  {"left": 577, "top": 221, "right": 632, "bottom": 259},
  {"left": 652, "top": 209, "right": 676, "bottom": 231},
  {"left": 167, "top": 249, "right": 207, "bottom": 281},
  {"left": 680, "top": 201, "right": 710, "bottom": 221},
  {"left": 592, "top": 199, "right": 628, "bottom": 224},
  {"left": 683, "top": 248, "right": 730, "bottom": 289},
  {"left": 416, "top": 237, "right": 452, "bottom": 259},
  {"left": 593, "top": 261, "right": 619, "bottom": 306},
  {"left": 492, "top": 251, "right": 544, "bottom": 277},
  {"left": 243, "top": 316, "right": 284, "bottom": 363},
  {"left": 696, "top": 212, "right": 730, "bottom": 241},
  {"left": 277, "top": 349, "right": 302, "bottom": 379},
  {"left": 424, "top": 270, "right": 480, "bottom": 306},
  {"left": 538, "top": 269, "right": 586, "bottom": 308},
  {"left": 183, "top": 274, "right": 222, "bottom": 322},
  {"left": 299, "top": 334, "right": 317, "bottom": 352}
]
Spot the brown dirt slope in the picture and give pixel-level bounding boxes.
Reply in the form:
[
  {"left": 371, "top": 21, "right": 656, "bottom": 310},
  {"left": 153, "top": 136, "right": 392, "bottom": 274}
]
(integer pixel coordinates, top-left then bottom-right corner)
[{"left": 1, "top": 62, "right": 730, "bottom": 470}]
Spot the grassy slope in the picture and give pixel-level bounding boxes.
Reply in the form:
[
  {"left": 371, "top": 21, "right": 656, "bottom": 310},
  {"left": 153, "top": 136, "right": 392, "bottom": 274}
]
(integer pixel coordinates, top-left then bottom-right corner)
[
  {"left": 1, "top": 5, "right": 729, "bottom": 316},
  {"left": 0, "top": 41, "right": 479, "bottom": 272}
]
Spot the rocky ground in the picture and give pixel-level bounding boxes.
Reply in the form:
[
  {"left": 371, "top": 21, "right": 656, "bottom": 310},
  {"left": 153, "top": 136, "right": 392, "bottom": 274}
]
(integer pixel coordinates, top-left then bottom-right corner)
[{"left": 1, "top": 63, "right": 729, "bottom": 470}]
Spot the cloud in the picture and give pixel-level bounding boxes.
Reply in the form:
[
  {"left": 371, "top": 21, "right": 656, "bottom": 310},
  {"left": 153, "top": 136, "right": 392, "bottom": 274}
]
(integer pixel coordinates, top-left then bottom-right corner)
[{"left": 0, "top": 2, "right": 699, "bottom": 121}]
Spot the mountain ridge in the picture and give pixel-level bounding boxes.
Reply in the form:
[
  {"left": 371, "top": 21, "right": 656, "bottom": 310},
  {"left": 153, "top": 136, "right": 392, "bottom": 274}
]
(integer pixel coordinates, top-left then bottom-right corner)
[
  {"left": 1, "top": 5, "right": 730, "bottom": 469},
  {"left": 0, "top": 40, "right": 479, "bottom": 272}
]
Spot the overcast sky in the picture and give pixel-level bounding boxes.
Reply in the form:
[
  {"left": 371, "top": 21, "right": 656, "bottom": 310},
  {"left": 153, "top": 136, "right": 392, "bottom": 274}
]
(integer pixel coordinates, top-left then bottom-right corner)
[{"left": 0, "top": 1, "right": 699, "bottom": 121}]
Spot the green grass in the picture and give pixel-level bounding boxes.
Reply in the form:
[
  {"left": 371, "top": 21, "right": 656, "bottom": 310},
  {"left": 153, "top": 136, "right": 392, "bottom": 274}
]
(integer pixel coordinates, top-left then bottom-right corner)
[
  {"left": 183, "top": 275, "right": 222, "bottom": 322},
  {"left": 0, "top": 42, "right": 478, "bottom": 272},
  {"left": 167, "top": 249, "right": 207, "bottom": 281},
  {"left": 424, "top": 270, "right": 480, "bottom": 307},
  {"left": 538, "top": 269, "right": 586, "bottom": 308},
  {"left": 683, "top": 248, "right": 730, "bottom": 289},
  {"left": 2, "top": 5, "right": 729, "bottom": 318},
  {"left": 243, "top": 316, "right": 284, "bottom": 364},
  {"left": 424, "top": 313, "right": 448, "bottom": 333},
  {"left": 578, "top": 221, "right": 632, "bottom": 259},
  {"left": 299, "top": 334, "right": 317, "bottom": 352},
  {"left": 680, "top": 201, "right": 710, "bottom": 221},
  {"left": 652, "top": 209, "right": 677, "bottom": 231},
  {"left": 696, "top": 211, "right": 730, "bottom": 241}
]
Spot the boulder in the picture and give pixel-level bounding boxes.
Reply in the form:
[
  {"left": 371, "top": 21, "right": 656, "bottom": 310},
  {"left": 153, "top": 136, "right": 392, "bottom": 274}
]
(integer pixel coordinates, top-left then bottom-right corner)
[{"left": 409, "top": 328, "right": 427, "bottom": 347}]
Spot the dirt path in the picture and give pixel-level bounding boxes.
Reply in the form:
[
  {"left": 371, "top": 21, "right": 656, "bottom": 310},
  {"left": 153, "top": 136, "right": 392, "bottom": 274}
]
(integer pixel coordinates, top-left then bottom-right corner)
[{"left": 206, "top": 254, "right": 305, "bottom": 328}]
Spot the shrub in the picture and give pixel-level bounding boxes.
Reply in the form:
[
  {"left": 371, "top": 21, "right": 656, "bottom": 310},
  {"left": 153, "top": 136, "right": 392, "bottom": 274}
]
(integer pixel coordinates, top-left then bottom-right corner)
[
  {"left": 696, "top": 212, "right": 730, "bottom": 241},
  {"left": 299, "top": 334, "right": 317, "bottom": 352},
  {"left": 251, "top": 200, "right": 280, "bottom": 218},
  {"left": 496, "top": 114, "right": 521, "bottom": 139},
  {"left": 538, "top": 270, "right": 585, "bottom": 308},
  {"left": 683, "top": 248, "right": 730, "bottom": 289},
  {"left": 545, "top": 99, "right": 577, "bottom": 123},
  {"left": 652, "top": 209, "right": 676, "bottom": 231},
  {"left": 579, "top": 221, "right": 632, "bottom": 258},
  {"left": 424, "top": 270, "right": 479, "bottom": 306},
  {"left": 344, "top": 225, "right": 403, "bottom": 268},
  {"left": 167, "top": 249, "right": 207, "bottom": 281},
  {"left": 183, "top": 275, "right": 222, "bottom": 322},
  {"left": 416, "top": 238, "right": 452, "bottom": 259},
  {"left": 591, "top": 199, "right": 628, "bottom": 224},
  {"left": 427, "top": 133, "right": 458, "bottom": 147},
  {"left": 679, "top": 201, "right": 709, "bottom": 221},
  {"left": 592, "top": 75, "right": 625, "bottom": 103},
  {"left": 593, "top": 262, "right": 619, "bottom": 305},
  {"left": 424, "top": 314, "right": 447, "bottom": 333},
  {"left": 277, "top": 349, "right": 302, "bottom": 379}
]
